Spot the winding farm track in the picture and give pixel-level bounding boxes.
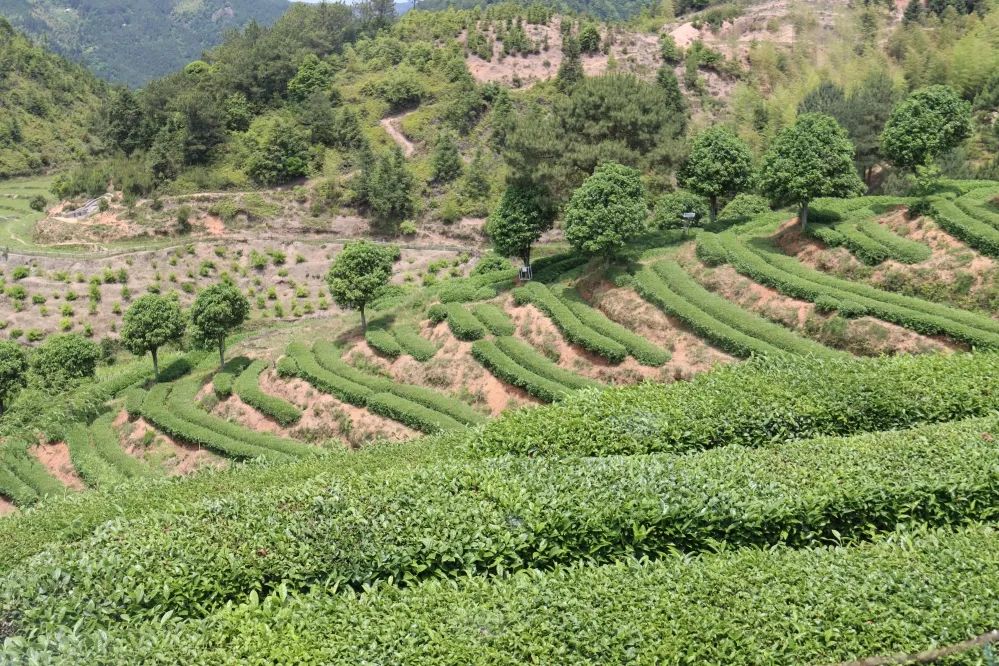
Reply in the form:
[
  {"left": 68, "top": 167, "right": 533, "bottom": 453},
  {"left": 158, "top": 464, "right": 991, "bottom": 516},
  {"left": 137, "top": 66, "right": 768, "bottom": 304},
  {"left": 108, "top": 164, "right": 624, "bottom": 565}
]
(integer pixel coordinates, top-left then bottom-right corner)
[{"left": 380, "top": 111, "right": 418, "bottom": 157}]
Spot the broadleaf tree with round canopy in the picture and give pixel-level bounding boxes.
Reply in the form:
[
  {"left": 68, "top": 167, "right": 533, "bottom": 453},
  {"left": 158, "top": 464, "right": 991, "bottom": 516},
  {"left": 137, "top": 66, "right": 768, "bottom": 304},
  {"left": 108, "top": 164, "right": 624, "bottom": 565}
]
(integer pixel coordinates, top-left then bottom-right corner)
[
  {"left": 121, "top": 294, "right": 186, "bottom": 379},
  {"left": 326, "top": 240, "right": 399, "bottom": 332},
  {"left": 757, "top": 113, "right": 865, "bottom": 228},
  {"left": 189, "top": 281, "right": 250, "bottom": 368},
  {"left": 677, "top": 127, "right": 754, "bottom": 223},
  {"left": 564, "top": 162, "right": 649, "bottom": 259}
]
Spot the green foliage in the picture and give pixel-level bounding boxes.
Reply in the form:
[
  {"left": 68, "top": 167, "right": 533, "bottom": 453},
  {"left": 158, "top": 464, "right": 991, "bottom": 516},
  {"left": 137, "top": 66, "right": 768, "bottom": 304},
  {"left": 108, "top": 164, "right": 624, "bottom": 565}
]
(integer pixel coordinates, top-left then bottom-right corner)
[
  {"left": 362, "top": 148, "right": 415, "bottom": 226},
  {"left": 634, "top": 261, "right": 843, "bottom": 359},
  {"left": 512, "top": 282, "right": 628, "bottom": 363},
  {"left": 757, "top": 113, "right": 866, "bottom": 226},
  {"left": 471, "top": 303, "right": 515, "bottom": 336},
  {"left": 677, "top": 127, "right": 754, "bottom": 221},
  {"left": 244, "top": 114, "right": 310, "bottom": 186},
  {"left": 653, "top": 189, "right": 709, "bottom": 231},
  {"left": 494, "top": 336, "right": 600, "bottom": 391},
  {"left": 65, "top": 424, "right": 126, "bottom": 489},
  {"left": 189, "top": 282, "right": 250, "bottom": 366},
  {"left": 477, "top": 351, "right": 999, "bottom": 457},
  {"left": 471, "top": 252, "right": 512, "bottom": 277},
  {"left": 0, "top": 341, "right": 29, "bottom": 412},
  {"left": 120, "top": 294, "right": 185, "bottom": 376},
  {"left": 0, "top": 0, "right": 289, "bottom": 87},
  {"left": 557, "top": 288, "right": 670, "bottom": 366},
  {"left": 7, "top": 412, "right": 999, "bottom": 637},
  {"left": 486, "top": 184, "right": 554, "bottom": 264},
  {"left": 0, "top": 21, "right": 103, "bottom": 178},
  {"left": 233, "top": 360, "right": 302, "bottom": 427},
  {"left": 563, "top": 162, "right": 648, "bottom": 257},
  {"left": 22, "top": 522, "right": 999, "bottom": 664},
  {"left": 882, "top": 85, "right": 973, "bottom": 171},
  {"left": 287, "top": 54, "right": 337, "bottom": 103},
  {"left": 326, "top": 241, "right": 398, "bottom": 330},
  {"left": 471, "top": 339, "right": 572, "bottom": 402},
  {"left": 365, "top": 327, "right": 403, "bottom": 359},
  {"left": 931, "top": 196, "right": 999, "bottom": 257},
  {"left": 212, "top": 372, "right": 235, "bottom": 399},
  {"left": 390, "top": 323, "right": 438, "bottom": 362},
  {"left": 431, "top": 132, "right": 463, "bottom": 184},
  {"left": 28, "top": 334, "right": 100, "bottom": 392},
  {"left": 810, "top": 212, "right": 932, "bottom": 265},
  {"left": 433, "top": 303, "right": 488, "bottom": 341},
  {"left": 709, "top": 232, "right": 999, "bottom": 347},
  {"left": 288, "top": 341, "right": 482, "bottom": 432},
  {"left": 719, "top": 193, "right": 771, "bottom": 221}
]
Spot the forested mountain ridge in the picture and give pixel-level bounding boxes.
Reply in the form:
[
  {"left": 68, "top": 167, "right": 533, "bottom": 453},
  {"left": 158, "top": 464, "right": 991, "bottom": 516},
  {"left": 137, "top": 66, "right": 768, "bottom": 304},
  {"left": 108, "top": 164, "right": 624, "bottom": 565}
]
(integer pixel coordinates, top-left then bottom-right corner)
[
  {"left": 0, "top": 18, "right": 104, "bottom": 178},
  {"left": 0, "top": 0, "right": 289, "bottom": 86}
]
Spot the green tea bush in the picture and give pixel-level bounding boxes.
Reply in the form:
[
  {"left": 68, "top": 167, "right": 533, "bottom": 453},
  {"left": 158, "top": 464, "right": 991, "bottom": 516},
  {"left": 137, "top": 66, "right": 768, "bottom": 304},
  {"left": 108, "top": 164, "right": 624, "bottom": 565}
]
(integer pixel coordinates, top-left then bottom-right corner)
[
  {"left": 471, "top": 303, "right": 515, "bottom": 336},
  {"left": 476, "top": 352, "right": 999, "bottom": 457},
  {"left": 65, "top": 424, "right": 125, "bottom": 489},
  {"left": 28, "top": 524, "right": 999, "bottom": 664},
  {"left": 710, "top": 233, "right": 999, "bottom": 348},
  {"left": 6, "top": 416, "right": 999, "bottom": 634},
  {"left": 312, "top": 342, "right": 484, "bottom": 426},
  {"left": 233, "top": 360, "right": 302, "bottom": 427},
  {"left": 932, "top": 197, "right": 999, "bottom": 257},
  {"left": 494, "top": 337, "right": 600, "bottom": 391},
  {"left": 367, "top": 392, "right": 465, "bottom": 433},
  {"left": 437, "top": 303, "right": 487, "bottom": 341},
  {"left": 635, "top": 261, "right": 841, "bottom": 359},
  {"left": 365, "top": 327, "right": 403, "bottom": 359},
  {"left": 90, "top": 413, "right": 150, "bottom": 479},
  {"left": 557, "top": 288, "right": 670, "bottom": 366},
  {"left": 471, "top": 339, "right": 571, "bottom": 403},
  {"left": 391, "top": 323, "right": 438, "bottom": 362},
  {"left": 212, "top": 372, "right": 235, "bottom": 398},
  {"left": 512, "top": 282, "right": 627, "bottom": 363}
]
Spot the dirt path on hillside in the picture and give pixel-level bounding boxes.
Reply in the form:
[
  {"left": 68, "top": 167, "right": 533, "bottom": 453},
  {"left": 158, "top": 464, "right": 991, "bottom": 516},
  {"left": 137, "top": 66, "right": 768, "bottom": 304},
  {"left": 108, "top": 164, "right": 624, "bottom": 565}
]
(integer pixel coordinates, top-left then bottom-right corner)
[{"left": 380, "top": 112, "right": 417, "bottom": 157}]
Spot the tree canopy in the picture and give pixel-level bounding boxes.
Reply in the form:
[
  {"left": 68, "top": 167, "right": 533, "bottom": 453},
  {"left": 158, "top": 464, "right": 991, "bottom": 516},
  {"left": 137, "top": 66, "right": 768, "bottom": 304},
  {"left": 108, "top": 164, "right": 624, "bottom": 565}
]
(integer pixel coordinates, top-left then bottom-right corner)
[
  {"left": 677, "top": 127, "right": 754, "bottom": 222},
  {"left": 326, "top": 241, "right": 399, "bottom": 331},
  {"left": 757, "top": 113, "right": 865, "bottom": 227},
  {"left": 486, "top": 183, "right": 554, "bottom": 265},
  {"left": 121, "top": 294, "right": 185, "bottom": 378},
  {"left": 564, "top": 162, "right": 648, "bottom": 258},
  {"left": 882, "top": 85, "right": 973, "bottom": 171},
  {"left": 28, "top": 334, "right": 101, "bottom": 392},
  {"left": 189, "top": 282, "right": 250, "bottom": 368}
]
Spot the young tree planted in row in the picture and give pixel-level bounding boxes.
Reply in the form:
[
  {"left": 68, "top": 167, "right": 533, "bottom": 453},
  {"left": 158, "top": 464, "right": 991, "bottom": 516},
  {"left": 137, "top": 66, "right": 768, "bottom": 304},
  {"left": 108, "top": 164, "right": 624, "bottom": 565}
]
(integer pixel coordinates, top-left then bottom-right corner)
[
  {"left": 677, "top": 127, "right": 754, "bottom": 224},
  {"left": 564, "top": 162, "right": 648, "bottom": 259},
  {"left": 326, "top": 240, "right": 398, "bottom": 332},
  {"left": 757, "top": 113, "right": 865, "bottom": 228},
  {"left": 121, "top": 294, "right": 185, "bottom": 378},
  {"left": 189, "top": 282, "right": 250, "bottom": 368}
]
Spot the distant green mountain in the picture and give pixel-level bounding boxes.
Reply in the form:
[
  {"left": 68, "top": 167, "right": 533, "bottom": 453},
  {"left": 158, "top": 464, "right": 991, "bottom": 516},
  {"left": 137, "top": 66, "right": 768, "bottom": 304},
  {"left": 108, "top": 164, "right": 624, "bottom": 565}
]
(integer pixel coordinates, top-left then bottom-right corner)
[
  {"left": 0, "top": 0, "right": 290, "bottom": 87},
  {"left": 0, "top": 18, "right": 104, "bottom": 177},
  {"left": 410, "top": 0, "right": 716, "bottom": 21}
]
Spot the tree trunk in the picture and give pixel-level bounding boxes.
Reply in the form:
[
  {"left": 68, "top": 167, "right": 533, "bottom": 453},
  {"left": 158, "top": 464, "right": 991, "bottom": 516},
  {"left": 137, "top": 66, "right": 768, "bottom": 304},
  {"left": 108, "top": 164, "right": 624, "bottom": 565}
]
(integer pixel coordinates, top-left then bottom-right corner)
[
  {"left": 521, "top": 246, "right": 532, "bottom": 268},
  {"left": 218, "top": 336, "right": 226, "bottom": 369},
  {"left": 360, "top": 305, "right": 367, "bottom": 333},
  {"left": 151, "top": 348, "right": 159, "bottom": 379},
  {"left": 709, "top": 196, "right": 718, "bottom": 225},
  {"left": 800, "top": 202, "right": 810, "bottom": 229}
]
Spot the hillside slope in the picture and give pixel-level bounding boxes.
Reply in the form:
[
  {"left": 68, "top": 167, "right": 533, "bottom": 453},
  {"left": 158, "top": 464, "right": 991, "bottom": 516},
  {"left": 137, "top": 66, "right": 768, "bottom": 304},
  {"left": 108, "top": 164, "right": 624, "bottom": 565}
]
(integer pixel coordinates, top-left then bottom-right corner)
[
  {"left": 0, "top": 0, "right": 289, "bottom": 86},
  {"left": 0, "top": 19, "right": 104, "bottom": 177}
]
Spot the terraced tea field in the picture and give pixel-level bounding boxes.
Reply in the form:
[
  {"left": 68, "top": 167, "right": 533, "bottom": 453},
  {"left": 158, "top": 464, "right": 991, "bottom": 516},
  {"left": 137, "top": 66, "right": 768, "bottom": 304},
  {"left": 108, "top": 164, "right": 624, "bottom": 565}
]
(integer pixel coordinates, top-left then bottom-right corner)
[{"left": 2, "top": 183, "right": 999, "bottom": 662}]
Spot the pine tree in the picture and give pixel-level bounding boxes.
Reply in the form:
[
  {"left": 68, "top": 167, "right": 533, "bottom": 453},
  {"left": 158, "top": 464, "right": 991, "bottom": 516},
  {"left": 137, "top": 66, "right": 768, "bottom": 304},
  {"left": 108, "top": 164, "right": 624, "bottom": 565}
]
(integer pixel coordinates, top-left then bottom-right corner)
[
  {"left": 431, "top": 133, "right": 463, "bottom": 183},
  {"left": 557, "top": 35, "right": 584, "bottom": 92}
]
